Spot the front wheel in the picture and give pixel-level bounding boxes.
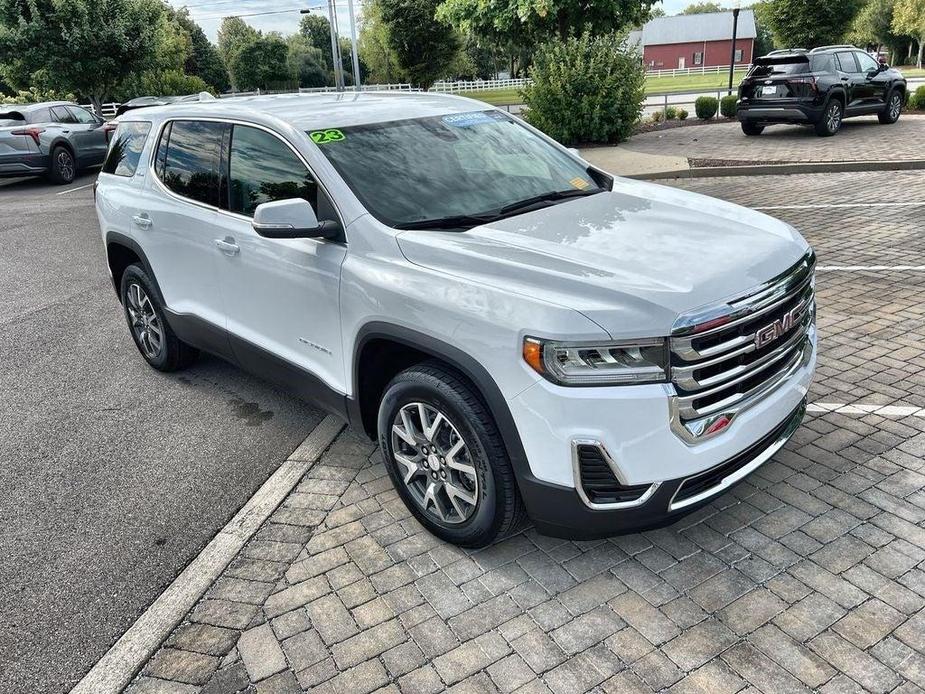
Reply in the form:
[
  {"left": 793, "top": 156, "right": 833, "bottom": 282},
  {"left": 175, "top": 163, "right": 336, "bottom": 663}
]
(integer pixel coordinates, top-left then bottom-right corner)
[
  {"left": 377, "top": 362, "right": 525, "bottom": 547},
  {"left": 878, "top": 91, "right": 903, "bottom": 124},
  {"left": 741, "top": 122, "right": 764, "bottom": 136},
  {"left": 815, "top": 100, "right": 843, "bottom": 136}
]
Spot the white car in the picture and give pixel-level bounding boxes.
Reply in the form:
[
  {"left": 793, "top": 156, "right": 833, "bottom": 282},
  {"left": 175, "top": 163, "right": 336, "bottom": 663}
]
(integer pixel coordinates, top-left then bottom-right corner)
[{"left": 95, "top": 93, "right": 816, "bottom": 547}]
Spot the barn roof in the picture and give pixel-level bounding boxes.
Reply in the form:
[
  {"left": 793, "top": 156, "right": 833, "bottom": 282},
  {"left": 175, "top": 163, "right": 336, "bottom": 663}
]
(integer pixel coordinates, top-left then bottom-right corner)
[{"left": 637, "top": 10, "right": 757, "bottom": 46}]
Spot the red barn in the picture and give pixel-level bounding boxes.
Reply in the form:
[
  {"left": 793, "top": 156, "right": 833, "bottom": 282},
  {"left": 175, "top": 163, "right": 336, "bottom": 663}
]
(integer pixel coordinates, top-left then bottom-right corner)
[{"left": 627, "top": 10, "right": 757, "bottom": 70}]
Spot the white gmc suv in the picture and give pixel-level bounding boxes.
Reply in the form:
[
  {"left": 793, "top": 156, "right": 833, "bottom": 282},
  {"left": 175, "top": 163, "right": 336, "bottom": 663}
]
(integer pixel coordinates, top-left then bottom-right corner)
[{"left": 95, "top": 93, "right": 816, "bottom": 547}]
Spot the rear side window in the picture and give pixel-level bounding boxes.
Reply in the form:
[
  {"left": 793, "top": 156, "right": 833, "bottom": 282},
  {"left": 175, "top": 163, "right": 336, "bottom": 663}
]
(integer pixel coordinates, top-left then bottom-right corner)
[
  {"left": 748, "top": 58, "right": 809, "bottom": 77},
  {"left": 836, "top": 52, "right": 859, "bottom": 73},
  {"left": 228, "top": 125, "right": 317, "bottom": 216},
  {"left": 102, "top": 122, "right": 152, "bottom": 177},
  {"left": 157, "top": 120, "right": 226, "bottom": 207},
  {"left": 51, "top": 106, "right": 77, "bottom": 124}
]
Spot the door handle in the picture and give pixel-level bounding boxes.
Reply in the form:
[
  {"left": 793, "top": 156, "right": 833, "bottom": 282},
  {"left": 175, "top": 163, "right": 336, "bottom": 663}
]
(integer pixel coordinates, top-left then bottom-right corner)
[
  {"left": 214, "top": 238, "right": 240, "bottom": 256},
  {"left": 132, "top": 214, "right": 153, "bottom": 230}
]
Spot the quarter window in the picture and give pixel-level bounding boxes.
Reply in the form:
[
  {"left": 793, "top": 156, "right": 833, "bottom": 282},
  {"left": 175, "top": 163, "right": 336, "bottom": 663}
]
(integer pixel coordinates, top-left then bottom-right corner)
[
  {"left": 158, "top": 120, "right": 226, "bottom": 206},
  {"left": 102, "top": 122, "right": 152, "bottom": 177},
  {"left": 228, "top": 125, "right": 317, "bottom": 217}
]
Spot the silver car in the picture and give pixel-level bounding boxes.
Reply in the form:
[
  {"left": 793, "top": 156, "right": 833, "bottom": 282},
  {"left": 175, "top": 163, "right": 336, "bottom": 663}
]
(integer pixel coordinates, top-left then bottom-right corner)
[{"left": 0, "top": 101, "right": 109, "bottom": 184}]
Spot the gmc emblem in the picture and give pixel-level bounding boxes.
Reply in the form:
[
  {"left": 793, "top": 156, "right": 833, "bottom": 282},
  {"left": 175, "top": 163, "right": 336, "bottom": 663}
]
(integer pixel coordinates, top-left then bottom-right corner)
[{"left": 754, "top": 302, "right": 806, "bottom": 349}]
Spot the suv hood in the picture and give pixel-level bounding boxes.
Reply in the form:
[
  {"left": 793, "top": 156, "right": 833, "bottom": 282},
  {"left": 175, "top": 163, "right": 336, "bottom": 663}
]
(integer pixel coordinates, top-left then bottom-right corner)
[{"left": 396, "top": 178, "right": 810, "bottom": 338}]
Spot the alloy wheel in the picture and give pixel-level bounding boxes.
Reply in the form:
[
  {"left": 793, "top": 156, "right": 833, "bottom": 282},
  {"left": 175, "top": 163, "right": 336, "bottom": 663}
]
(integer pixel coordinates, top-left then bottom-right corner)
[
  {"left": 890, "top": 94, "right": 902, "bottom": 120},
  {"left": 126, "top": 282, "right": 163, "bottom": 360},
  {"left": 390, "top": 402, "right": 479, "bottom": 524},
  {"left": 56, "top": 150, "right": 75, "bottom": 182},
  {"left": 826, "top": 103, "right": 842, "bottom": 133}
]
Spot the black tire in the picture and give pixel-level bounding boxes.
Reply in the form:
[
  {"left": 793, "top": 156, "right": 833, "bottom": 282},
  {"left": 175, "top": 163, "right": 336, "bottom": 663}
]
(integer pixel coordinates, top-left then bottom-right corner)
[
  {"left": 377, "top": 362, "right": 526, "bottom": 548},
  {"left": 120, "top": 264, "right": 198, "bottom": 372},
  {"left": 814, "top": 99, "right": 843, "bottom": 136},
  {"left": 741, "top": 122, "right": 764, "bottom": 136},
  {"left": 878, "top": 90, "right": 903, "bottom": 124},
  {"left": 47, "top": 145, "right": 76, "bottom": 184}
]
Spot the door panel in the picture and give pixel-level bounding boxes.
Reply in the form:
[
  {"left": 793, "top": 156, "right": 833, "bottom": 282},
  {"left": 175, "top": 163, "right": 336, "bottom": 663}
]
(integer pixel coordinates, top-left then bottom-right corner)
[
  {"left": 854, "top": 52, "right": 887, "bottom": 106},
  {"left": 216, "top": 124, "right": 348, "bottom": 394},
  {"left": 835, "top": 52, "right": 865, "bottom": 110},
  {"left": 66, "top": 106, "right": 108, "bottom": 164}
]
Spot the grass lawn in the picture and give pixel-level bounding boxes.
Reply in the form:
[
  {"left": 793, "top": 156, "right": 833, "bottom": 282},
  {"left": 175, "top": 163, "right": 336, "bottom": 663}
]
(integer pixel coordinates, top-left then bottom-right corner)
[{"left": 898, "top": 67, "right": 924, "bottom": 78}]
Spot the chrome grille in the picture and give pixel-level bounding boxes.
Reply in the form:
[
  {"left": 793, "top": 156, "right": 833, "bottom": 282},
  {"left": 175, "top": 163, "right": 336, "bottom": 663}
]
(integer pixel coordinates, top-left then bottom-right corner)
[{"left": 669, "top": 251, "right": 815, "bottom": 441}]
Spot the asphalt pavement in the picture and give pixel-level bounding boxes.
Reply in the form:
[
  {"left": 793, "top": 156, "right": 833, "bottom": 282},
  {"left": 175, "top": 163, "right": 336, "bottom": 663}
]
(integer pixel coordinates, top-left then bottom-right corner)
[{"left": 0, "top": 172, "right": 323, "bottom": 693}]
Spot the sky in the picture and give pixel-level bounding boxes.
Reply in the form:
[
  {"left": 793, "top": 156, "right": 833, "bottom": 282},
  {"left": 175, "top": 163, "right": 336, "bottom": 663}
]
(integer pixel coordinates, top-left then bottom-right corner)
[{"left": 169, "top": 0, "right": 750, "bottom": 44}]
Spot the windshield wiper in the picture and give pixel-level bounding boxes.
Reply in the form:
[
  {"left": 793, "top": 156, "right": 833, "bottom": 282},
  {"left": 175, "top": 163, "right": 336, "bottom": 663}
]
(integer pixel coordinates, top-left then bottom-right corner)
[
  {"left": 497, "top": 188, "right": 602, "bottom": 216},
  {"left": 394, "top": 213, "right": 498, "bottom": 230}
]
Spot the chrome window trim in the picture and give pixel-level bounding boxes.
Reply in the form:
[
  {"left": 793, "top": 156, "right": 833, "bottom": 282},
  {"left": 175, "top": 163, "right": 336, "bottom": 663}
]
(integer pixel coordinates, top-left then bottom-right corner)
[
  {"left": 146, "top": 116, "right": 347, "bottom": 238},
  {"left": 668, "top": 401, "right": 805, "bottom": 511},
  {"left": 571, "top": 439, "right": 660, "bottom": 510}
]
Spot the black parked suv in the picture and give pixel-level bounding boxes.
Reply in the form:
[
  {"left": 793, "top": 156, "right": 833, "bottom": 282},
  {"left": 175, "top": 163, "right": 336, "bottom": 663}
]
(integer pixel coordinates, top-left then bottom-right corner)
[{"left": 737, "top": 45, "right": 907, "bottom": 137}]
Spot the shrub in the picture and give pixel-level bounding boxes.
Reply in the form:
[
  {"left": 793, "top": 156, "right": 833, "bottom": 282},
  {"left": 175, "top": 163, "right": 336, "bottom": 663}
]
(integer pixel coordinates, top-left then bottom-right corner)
[
  {"left": 651, "top": 110, "right": 663, "bottom": 123},
  {"left": 522, "top": 32, "right": 646, "bottom": 145},
  {"left": 678, "top": 108, "right": 689, "bottom": 120},
  {"left": 720, "top": 94, "right": 738, "bottom": 119},
  {"left": 665, "top": 106, "right": 678, "bottom": 120},
  {"left": 909, "top": 85, "right": 925, "bottom": 111},
  {"left": 695, "top": 96, "right": 718, "bottom": 120}
]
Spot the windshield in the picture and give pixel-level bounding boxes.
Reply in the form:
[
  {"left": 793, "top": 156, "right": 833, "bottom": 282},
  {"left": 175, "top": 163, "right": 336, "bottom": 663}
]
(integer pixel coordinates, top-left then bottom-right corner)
[{"left": 310, "top": 111, "right": 602, "bottom": 229}]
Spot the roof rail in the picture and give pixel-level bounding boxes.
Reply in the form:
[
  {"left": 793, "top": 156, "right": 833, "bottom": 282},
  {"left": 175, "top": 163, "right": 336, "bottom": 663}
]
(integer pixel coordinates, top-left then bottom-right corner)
[
  {"left": 764, "top": 48, "right": 808, "bottom": 56},
  {"left": 809, "top": 44, "right": 856, "bottom": 53}
]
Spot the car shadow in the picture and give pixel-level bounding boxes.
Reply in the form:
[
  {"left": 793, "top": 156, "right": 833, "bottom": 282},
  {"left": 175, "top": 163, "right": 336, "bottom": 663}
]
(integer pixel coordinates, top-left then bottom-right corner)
[{"left": 0, "top": 169, "right": 100, "bottom": 195}]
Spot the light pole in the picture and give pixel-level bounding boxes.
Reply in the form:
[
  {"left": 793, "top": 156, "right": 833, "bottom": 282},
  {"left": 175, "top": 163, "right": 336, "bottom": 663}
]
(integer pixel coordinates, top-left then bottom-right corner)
[
  {"left": 346, "top": 0, "right": 362, "bottom": 90},
  {"left": 728, "top": 6, "right": 740, "bottom": 95},
  {"left": 300, "top": 4, "right": 344, "bottom": 91}
]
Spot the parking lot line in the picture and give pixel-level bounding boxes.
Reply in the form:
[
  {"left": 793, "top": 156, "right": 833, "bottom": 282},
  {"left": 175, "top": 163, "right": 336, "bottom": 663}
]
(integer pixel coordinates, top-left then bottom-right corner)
[
  {"left": 755, "top": 202, "right": 925, "bottom": 210},
  {"left": 70, "top": 415, "right": 344, "bottom": 694},
  {"left": 809, "top": 402, "right": 925, "bottom": 417},
  {"left": 55, "top": 182, "right": 95, "bottom": 196}
]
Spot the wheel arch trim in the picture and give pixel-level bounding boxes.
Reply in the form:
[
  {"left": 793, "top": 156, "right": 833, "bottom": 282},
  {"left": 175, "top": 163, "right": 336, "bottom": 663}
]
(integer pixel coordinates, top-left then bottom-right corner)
[
  {"left": 350, "top": 322, "right": 532, "bottom": 485},
  {"left": 105, "top": 231, "right": 165, "bottom": 305}
]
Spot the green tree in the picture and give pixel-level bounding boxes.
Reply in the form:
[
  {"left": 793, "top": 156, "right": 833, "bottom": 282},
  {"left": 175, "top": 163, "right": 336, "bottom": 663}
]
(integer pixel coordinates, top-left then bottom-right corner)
[
  {"left": 380, "top": 0, "right": 460, "bottom": 89},
  {"left": 893, "top": 0, "right": 925, "bottom": 66},
  {"left": 682, "top": 2, "right": 724, "bottom": 14},
  {"left": 522, "top": 31, "right": 645, "bottom": 144},
  {"left": 218, "top": 16, "right": 259, "bottom": 73},
  {"left": 0, "top": 0, "right": 164, "bottom": 112},
  {"left": 763, "top": 0, "right": 863, "bottom": 48},
  {"left": 359, "top": 0, "right": 405, "bottom": 83},
  {"left": 437, "top": 0, "right": 657, "bottom": 44},
  {"left": 287, "top": 33, "right": 330, "bottom": 88},
  {"left": 300, "top": 12, "right": 333, "bottom": 67},
  {"left": 175, "top": 8, "right": 229, "bottom": 92},
  {"left": 227, "top": 33, "right": 290, "bottom": 91}
]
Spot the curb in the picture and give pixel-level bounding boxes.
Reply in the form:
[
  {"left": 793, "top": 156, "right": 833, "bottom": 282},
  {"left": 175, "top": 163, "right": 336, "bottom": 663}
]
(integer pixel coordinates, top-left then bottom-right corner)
[
  {"left": 70, "top": 415, "right": 346, "bottom": 694},
  {"left": 629, "top": 159, "right": 925, "bottom": 180}
]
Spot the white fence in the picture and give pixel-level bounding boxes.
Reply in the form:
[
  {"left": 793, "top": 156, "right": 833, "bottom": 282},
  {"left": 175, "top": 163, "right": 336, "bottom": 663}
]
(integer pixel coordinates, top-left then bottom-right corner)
[
  {"left": 645, "top": 64, "right": 748, "bottom": 78},
  {"left": 431, "top": 78, "right": 530, "bottom": 93}
]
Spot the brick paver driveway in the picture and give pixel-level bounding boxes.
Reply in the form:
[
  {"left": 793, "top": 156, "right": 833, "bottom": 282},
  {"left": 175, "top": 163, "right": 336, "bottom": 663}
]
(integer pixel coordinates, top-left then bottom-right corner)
[
  {"left": 129, "top": 171, "right": 925, "bottom": 694},
  {"left": 623, "top": 115, "right": 925, "bottom": 164}
]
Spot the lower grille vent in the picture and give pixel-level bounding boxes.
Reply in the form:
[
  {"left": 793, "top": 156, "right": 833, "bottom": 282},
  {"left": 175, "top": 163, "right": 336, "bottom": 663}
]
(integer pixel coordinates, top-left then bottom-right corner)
[{"left": 576, "top": 445, "right": 651, "bottom": 505}]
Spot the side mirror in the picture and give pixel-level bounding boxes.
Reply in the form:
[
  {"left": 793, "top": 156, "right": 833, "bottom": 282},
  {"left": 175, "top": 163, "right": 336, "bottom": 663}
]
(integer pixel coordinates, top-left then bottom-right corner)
[{"left": 252, "top": 198, "right": 339, "bottom": 240}]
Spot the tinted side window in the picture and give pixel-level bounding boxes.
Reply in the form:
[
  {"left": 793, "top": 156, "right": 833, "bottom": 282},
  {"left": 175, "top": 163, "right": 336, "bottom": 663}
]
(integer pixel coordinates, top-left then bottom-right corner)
[
  {"left": 855, "top": 52, "right": 879, "bottom": 73},
  {"left": 102, "top": 122, "right": 152, "bottom": 177},
  {"left": 811, "top": 55, "right": 834, "bottom": 72},
  {"left": 160, "top": 120, "right": 225, "bottom": 206},
  {"left": 228, "top": 125, "right": 317, "bottom": 217},
  {"left": 67, "top": 106, "right": 98, "bottom": 124},
  {"left": 836, "top": 52, "right": 859, "bottom": 72},
  {"left": 27, "top": 108, "right": 51, "bottom": 124},
  {"left": 51, "top": 106, "right": 77, "bottom": 124}
]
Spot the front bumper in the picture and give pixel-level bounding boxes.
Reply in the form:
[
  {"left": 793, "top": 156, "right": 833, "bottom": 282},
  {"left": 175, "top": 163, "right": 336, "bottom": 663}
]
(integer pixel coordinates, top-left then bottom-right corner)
[{"left": 509, "top": 328, "right": 815, "bottom": 539}]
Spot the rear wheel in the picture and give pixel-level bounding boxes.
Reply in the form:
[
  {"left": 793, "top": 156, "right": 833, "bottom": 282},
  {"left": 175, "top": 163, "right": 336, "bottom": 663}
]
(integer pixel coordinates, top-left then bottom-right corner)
[
  {"left": 814, "top": 100, "right": 843, "bottom": 136},
  {"left": 878, "top": 91, "right": 903, "bottom": 124},
  {"left": 741, "top": 122, "right": 764, "bottom": 136},
  {"left": 120, "top": 264, "right": 198, "bottom": 372},
  {"left": 377, "top": 362, "right": 525, "bottom": 548},
  {"left": 47, "top": 145, "right": 76, "bottom": 184}
]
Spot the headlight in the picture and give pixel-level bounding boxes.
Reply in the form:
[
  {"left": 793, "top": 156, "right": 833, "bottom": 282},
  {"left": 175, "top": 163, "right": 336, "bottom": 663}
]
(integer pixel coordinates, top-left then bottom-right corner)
[{"left": 523, "top": 336, "right": 669, "bottom": 386}]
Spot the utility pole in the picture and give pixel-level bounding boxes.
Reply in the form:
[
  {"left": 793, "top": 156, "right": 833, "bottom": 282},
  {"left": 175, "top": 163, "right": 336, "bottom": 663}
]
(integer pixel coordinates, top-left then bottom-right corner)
[
  {"left": 300, "top": 5, "right": 344, "bottom": 91},
  {"left": 728, "top": 6, "right": 740, "bottom": 95},
  {"left": 346, "top": 0, "right": 362, "bottom": 90}
]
